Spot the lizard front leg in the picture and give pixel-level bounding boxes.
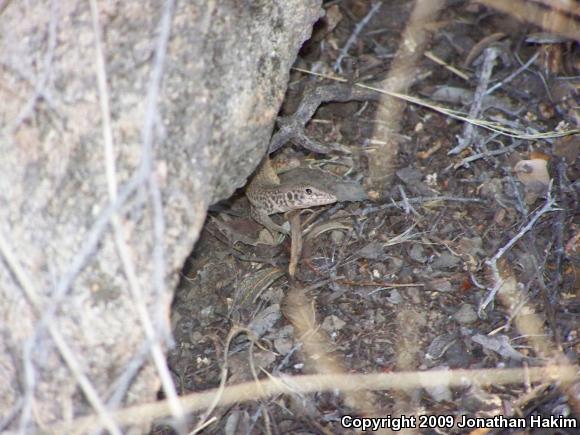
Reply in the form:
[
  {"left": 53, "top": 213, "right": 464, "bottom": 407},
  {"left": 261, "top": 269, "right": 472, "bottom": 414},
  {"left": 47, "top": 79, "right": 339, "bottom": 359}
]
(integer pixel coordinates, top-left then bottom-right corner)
[{"left": 250, "top": 206, "right": 290, "bottom": 235}]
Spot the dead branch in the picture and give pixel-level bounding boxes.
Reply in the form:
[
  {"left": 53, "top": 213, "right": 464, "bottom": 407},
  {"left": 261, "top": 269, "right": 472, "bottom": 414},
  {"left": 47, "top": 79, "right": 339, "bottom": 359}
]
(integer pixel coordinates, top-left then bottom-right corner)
[
  {"left": 334, "top": 2, "right": 383, "bottom": 73},
  {"left": 43, "top": 365, "right": 578, "bottom": 433},
  {"left": 480, "top": 184, "right": 559, "bottom": 314}
]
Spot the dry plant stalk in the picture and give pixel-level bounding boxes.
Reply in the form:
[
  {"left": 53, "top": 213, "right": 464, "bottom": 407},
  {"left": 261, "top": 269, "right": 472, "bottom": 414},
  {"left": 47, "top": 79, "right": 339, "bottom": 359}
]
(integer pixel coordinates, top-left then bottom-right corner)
[
  {"left": 288, "top": 212, "right": 303, "bottom": 278},
  {"left": 284, "top": 214, "right": 385, "bottom": 426},
  {"left": 487, "top": 262, "right": 580, "bottom": 415},
  {"left": 368, "top": 0, "right": 446, "bottom": 190},
  {"left": 42, "top": 365, "right": 577, "bottom": 434},
  {"left": 283, "top": 219, "right": 384, "bottom": 425},
  {"left": 282, "top": 285, "right": 382, "bottom": 420},
  {"left": 478, "top": 0, "right": 580, "bottom": 40},
  {"left": 391, "top": 307, "right": 427, "bottom": 420}
]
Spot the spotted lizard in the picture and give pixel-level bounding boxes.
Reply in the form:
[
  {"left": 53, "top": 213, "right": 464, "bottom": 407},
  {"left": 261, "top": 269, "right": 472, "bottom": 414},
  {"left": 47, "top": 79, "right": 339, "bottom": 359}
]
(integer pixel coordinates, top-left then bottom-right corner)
[{"left": 246, "top": 157, "right": 338, "bottom": 235}]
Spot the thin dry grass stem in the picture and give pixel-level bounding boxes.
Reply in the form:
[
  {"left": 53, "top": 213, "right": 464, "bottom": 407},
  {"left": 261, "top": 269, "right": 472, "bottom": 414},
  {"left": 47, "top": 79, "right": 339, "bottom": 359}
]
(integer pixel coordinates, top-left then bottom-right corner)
[
  {"left": 485, "top": 52, "right": 540, "bottom": 96},
  {"left": 449, "top": 46, "right": 500, "bottom": 155},
  {"left": 87, "top": 0, "right": 141, "bottom": 415},
  {"left": 359, "top": 195, "right": 485, "bottom": 216},
  {"left": 489, "top": 261, "right": 580, "bottom": 413},
  {"left": 454, "top": 140, "right": 523, "bottom": 169},
  {"left": 382, "top": 223, "right": 418, "bottom": 246},
  {"left": 480, "top": 184, "right": 559, "bottom": 314},
  {"left": 424, "top": 50, "right": 470, "bottom": 81},
  {"left": 87, "top": 0, "right": 184, "bottom": 432},
  {"left": 103, "top": 344, "right": 151, "bottom": 410},
  {"left": 191, "top": 326, "right": 263, "bottom": 434},
  {"left": 190, "top": 329, "right": 231, "bottom": 434},
  {"left": 292, "top": 67, "right": 580, "bottom": 140},
  {"left": 18, "top": 335, "right": 36, "bottom": 432},
  {"left": 38, "top": 169, "right": 145, "bottom": 333},
  {"left": 40, "top": 365, "right": 578, "bottom": 434},
  {"left": 90, "top": 0, "right": 117, "bottom": 200},
  {"left": 0, "top": 233, "right": 122, "bottom": 435},
  {"left": 356, "top": 82, "right": 579, "bottom": 139},
  {"left": 397, "top": 185, "right": 420, "bottom": 217},
  {"left": 135, "top": 0, "right": 184, "bottom": 428},
  {"left": 478, "top": 182, "right": 579, "bottom": 412},
  {"left": 4, "top": 9, "right": 122, "bottom": 427},
  {"left": 8, "top": 0, "right": 58, "bottom": 134},
  {"left": 478, "top": 0, "right": 580, "bottom": 40},
  {"left": 14, "top": 0, "right": 181, "bottom": 432},
  {"left": 188, "top": 416, "right": 216, "bottom": 435},
  {"left": 552, "top": 159, "right": 568, "bottom": 292}
]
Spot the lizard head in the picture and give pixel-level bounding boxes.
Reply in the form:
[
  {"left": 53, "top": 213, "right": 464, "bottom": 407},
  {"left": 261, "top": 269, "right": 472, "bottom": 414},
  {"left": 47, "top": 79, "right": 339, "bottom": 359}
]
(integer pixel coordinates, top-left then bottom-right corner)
[{"left": 279, "top": 184, "right": 337, "bottom": 210}]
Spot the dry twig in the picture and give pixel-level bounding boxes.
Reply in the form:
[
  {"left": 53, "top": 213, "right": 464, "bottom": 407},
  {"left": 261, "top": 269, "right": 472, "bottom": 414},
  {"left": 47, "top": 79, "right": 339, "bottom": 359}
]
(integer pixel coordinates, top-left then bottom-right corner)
[
  {"left": 449, "top": 47, "right": 500, "bottom": 155},
  {"left": 0, "top": 232, "right": 122, "bottom": 435},
  {"left": 478, "top": 0, "right": 580, "bottom": 41},
  {"left": 268, "top": 82, "right": 380, "bottom": 154},
  {"left": 333, "top": 2, "right": 382, "bottom": 73},
  {"left": 480, "top": 184, "right": 559, "bottom": 314},
  {"left": 358, "top": 195, "right": 485, "bottom": 216},
  {"left": 292, "top": 68, "right": 580, "bottom": 141},
  {"left": 88, "top": 0, "right": 184, "bottom": 429},
  {"left": 367, "top": 0, "right": 446, "bottom": 189}
]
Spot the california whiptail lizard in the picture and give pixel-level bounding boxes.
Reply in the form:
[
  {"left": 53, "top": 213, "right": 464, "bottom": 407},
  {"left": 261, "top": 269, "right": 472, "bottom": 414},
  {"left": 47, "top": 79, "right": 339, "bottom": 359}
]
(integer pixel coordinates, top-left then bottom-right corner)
[{"left": 246, "top": 158, "right": 338, "bottom": 235}]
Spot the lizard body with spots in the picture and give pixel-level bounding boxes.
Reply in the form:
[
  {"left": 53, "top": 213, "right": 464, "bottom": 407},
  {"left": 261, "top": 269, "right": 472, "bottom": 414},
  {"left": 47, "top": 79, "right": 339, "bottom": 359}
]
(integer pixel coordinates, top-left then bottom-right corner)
[{"left": 246, "top": 157, "right": 337, "bottom": 234}]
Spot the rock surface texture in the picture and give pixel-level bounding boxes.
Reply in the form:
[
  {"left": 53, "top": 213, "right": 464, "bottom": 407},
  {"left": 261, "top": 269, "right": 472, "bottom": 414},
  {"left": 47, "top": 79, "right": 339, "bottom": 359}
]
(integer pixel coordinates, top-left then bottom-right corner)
[{"left": 0, "top": 0, "right": 321, "bottom": 429}]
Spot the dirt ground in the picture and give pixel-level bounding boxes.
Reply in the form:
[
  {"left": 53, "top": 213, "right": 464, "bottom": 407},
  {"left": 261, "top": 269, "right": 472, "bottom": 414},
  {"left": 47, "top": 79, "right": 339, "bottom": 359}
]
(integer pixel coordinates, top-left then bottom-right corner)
[{"left": 163, "top": 1, "right": 579, "bottom": 434}]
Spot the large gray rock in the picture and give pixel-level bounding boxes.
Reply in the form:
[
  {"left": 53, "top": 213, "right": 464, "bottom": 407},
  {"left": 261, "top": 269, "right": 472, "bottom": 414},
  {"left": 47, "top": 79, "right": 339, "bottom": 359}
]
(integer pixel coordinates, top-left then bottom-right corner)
[{"left": 0, "top": 0, "right": 321, "bottom": 430}]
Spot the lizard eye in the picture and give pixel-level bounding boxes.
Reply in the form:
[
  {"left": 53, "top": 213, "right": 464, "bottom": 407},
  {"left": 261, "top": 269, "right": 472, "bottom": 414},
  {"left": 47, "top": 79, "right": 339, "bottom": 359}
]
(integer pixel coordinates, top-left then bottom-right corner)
[{"left": 305, "top": 188, "right": 313, "bottom": 195}]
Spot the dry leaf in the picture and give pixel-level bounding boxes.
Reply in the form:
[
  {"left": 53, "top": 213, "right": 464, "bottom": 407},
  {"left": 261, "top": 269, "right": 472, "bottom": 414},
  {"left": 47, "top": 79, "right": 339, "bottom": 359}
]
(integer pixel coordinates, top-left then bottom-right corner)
[{"left": 514, "top": 159, "right": 551, "bottom": 198}]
